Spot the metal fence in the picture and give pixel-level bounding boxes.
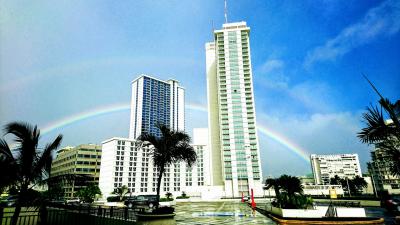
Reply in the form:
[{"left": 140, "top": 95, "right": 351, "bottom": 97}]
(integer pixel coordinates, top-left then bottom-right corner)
[{"left": 0, "top": 204, "right": 139, "bottom": 225}]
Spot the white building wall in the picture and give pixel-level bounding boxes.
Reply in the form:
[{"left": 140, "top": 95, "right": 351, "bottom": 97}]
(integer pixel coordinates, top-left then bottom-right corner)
[
  {"left": 99, "top": 136, "right": 209, "bottom": 200},
  {"left": 129, "top": 77, "right": 144, "bottom": 139},
  {"left": 99, "top": 138, "right": 121, "bottom": 198},
  {"left": 205, "top": 42, "right": 224, "bottom": 187},
  {"left": 310, "top": 154, "right": 362, "bottom": 185},
  {"left": 177, "top": 87, "right": 185, "bottom": 131}
]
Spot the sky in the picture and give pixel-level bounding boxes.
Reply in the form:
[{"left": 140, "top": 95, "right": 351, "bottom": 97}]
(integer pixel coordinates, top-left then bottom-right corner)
[{"left": 1, "top": 0, "right": 399, "bottom": 177}]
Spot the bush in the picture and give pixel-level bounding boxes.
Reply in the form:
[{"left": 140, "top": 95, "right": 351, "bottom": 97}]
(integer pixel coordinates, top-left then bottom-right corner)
[
  {"left": 176, "top": 196, "right": 190, "bottom": 199},
  {"left": 176, "top": 191, "right": 189, "bottom": 199},
  {"left": 107, "top": 196, "right": 121, "bottom": 202},
  {"left": 276, "top": 193, "right": 314, "bottom": 209},
  {"left": 159, "top": 197, "right": 174, "bottom": 202},
  {"left": 152, "top": 206, "right": 175, "bottom": 214}
]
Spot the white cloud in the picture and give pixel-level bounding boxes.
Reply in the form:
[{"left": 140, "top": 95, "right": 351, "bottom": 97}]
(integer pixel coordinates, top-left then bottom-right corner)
[
  {"left": 255, "top": 59, "right": 289, "bottom": 89},
  {"left": 288, "top": 81, "right": 336, "bottom": 113},
  {"left": 304, "top": 0, "right": 400, "bottom": 68},
  {"left": 259, "top": 59, "right": 284, "bottom": 73}
]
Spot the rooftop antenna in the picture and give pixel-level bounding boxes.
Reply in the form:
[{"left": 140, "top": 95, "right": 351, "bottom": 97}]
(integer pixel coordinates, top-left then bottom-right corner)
[{"left": 224, "top": 0, "right": 228, "bottom": 23}]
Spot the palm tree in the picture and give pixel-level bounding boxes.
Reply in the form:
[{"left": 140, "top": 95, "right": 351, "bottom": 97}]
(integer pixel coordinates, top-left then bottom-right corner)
[
  {"left": 0, "top": 122, "right": 62, "bottom": 225},
  {"left": 112, "top": 185, "right": 129, "bottom": 201},
  {"left": 264, "top": 178, "right": 281, "bottom": 198},
  {"left": 358, "top": 76, "right": 400, "bottom": 177},
  {"left": 350, "top": 176, "right": 367, "bottom": 195},
  {"left": 276, "top": 175, "right": 304, "bottom": 209},
  {"left": 329, "top": 175, "right": 342, "bottom": 185},
  {"left": 137, "top": 123, "right": 196, "bottom": 206},
  {"left": 278, "top": 175, "right": 303, "bottom": 196}
]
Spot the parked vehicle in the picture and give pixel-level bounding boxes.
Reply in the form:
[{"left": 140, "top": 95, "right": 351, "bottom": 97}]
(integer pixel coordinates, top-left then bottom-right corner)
[
  {"left": 382, "top": 197, "right": 400, "bottom": 212},
  {"left": 124, "top": 195, "right": 158, "bottom": 209}
]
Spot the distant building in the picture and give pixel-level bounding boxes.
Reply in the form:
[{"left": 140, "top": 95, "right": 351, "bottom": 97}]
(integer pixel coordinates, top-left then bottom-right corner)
[
  {"left": 368, "top": 148, "right": 400, "bottom": 195},
  {"left": 129, "top": 75, "right": 184, "bottom": 139},
  {"left": 51, "top": 144, "right": 102, "bottom": 198},
  {"left": 298, "top": 176, "right": 315, "bottom": 185},
  {"left": 310, "top": 154, "right": 362, "bottom": 185},
  {"left": 303, "top": 184, "right": 344, "bottom": 196}
]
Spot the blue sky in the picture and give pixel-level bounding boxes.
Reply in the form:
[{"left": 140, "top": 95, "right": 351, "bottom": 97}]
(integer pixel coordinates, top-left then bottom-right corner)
[{"left": 1, "top": 0, "right": 399, "bottom": 177}]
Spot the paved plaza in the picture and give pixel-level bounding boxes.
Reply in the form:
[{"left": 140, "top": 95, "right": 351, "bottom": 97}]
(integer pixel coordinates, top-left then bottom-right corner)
[{"left": 174, "top": 202, "right": 276, "bottom": 225}]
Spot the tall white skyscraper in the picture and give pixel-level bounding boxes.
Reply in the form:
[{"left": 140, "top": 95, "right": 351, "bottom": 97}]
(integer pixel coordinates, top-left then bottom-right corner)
[
  {"left": 129, "top": 75, "right": 185, "bottom": 139},
  {"left": 206, "top": 22, "right": 263, "bottom": 197}
]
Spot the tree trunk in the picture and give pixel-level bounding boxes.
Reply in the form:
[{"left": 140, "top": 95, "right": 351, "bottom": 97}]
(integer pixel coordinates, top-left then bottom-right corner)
[
  {"left": 156, "top": 166, "right": 165, "bottom": 207},
  {"left": 11, "top": 183, "right": 28, "bottom": 225}
]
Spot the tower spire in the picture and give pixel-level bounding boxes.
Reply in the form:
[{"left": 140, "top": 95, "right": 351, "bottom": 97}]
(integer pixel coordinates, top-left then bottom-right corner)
[{"left": 224, "top": 0, "right": 228, "bottom": 24}]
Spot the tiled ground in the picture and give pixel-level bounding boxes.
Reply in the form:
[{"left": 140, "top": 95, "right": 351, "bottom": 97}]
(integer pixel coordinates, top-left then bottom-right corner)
[{"left": 174, "top": 202, "right": 276, "bottom": 225}]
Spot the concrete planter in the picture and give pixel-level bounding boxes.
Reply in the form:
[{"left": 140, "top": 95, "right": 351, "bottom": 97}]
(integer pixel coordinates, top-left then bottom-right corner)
[
  {"left": 159, "top": 200, "right": 176, "bottom": 207},
  {"left": 268, "top": 206, "right": 366, "bottom": 218}
]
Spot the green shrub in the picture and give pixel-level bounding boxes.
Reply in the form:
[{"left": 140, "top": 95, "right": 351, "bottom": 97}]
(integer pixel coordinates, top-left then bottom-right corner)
[
  {"left": 176, "top": 196, "right": 190, "bottom": 199},
  {"left": 107, "top": 196, "right": 121, "bottom": 202},
  {"left": 276, "top": 193, "right": 314, "bottom": 209},
  {"left": 159, "top": 197, "right": 174, "bottom": 202}
]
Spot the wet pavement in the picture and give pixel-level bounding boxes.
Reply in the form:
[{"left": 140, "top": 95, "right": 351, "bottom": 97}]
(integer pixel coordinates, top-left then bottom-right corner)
[
  {"left": 136, "top": 201, "right": 277, "bottom": 225},
  {"left": 136, "top": 201, "right": 399, "bottom": 225},
  {"left": 365, "top": 207, "right": 399, "bottom": 225},
  {"left": 174, "top": 202, "right": 276, "bottom": 224}
]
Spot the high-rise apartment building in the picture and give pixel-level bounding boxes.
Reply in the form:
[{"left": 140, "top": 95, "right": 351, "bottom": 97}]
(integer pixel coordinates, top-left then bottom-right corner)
[
  {"left": 310, "top": 154, "right": 362, "bottom": 185},
  {"left": 206, "top": 21, "right": 263, "bottom": 197},
  {"left": 129, "top": 75, "right": 184, "bottom": 139},
  {"left": 51, "top": 144, "right": 102, "bottom": 198}
]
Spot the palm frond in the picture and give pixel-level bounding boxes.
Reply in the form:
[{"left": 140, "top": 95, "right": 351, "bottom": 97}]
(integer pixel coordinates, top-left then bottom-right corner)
[
  {"left": 0, "top": 138, "right": 18, "bottom": 190},
  {"left": 358, "top": 106, "right": 390, "bottom": 143},
  {"left": 173, "top": 142, "right": 196, "bottom": 167},
  {"left": 33, "top": 134, "right": 63, "bottom": 179},
  {"left": 379, "top": 98, "right": 400, "bottom": 130},
  {"left": 363, "top": 75, "right": 400, "bottom": 130},
  {"left": 5, "top": 122, "right": 40, "bottom": 181}
]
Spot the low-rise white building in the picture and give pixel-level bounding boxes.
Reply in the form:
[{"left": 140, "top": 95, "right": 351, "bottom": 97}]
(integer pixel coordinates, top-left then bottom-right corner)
[
  {"left": 99, "top": 129, "right": 213, "bottom": 199},
  {"left": 303, "top": 184, "right": 344, "bottom": 196},
  {"left": 311, "top": 154, "right": 362, "bottom": 185}
]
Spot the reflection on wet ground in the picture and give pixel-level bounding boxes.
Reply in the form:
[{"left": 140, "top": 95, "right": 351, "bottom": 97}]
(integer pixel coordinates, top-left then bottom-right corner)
[
  {"left": 365, "top": 207, "right": 399, "bottom": 225},
  {"left": 136, "top": 201, "right": 399, "bottom": 225},
  {"left": 175, "top": 201, "right": 276, "bottom": 224}
]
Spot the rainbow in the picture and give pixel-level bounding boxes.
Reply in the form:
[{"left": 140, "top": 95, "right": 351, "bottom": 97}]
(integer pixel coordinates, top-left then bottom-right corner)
[
  {"left": 41, "top": 102, "right": 207, "bottom": 135},
  {"left": 40, "top": 102, "right": 309, "bottom": 163},
  {"left": 256, "top": 124, "right": 310, "bottom": 162}
]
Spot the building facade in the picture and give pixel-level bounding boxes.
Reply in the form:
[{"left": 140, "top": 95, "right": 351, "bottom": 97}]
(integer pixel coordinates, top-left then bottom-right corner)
[
  {"left": 98, "top": 135, "right": 209, "bottom": 199},
  {"left": 129, "top": 75, "right": 184, "bottom": 139},
  {"left": 51, "top": 144, "right": 102, "bottom": 198},
  {"left": 206, "top": 21, "right": 263, "bottom": 197},
  {"left": 368, "top": 148, "right": 400, "bottom": 195},
  {"left": 311, "top": 154, "right": 362, "bottom": 185}
]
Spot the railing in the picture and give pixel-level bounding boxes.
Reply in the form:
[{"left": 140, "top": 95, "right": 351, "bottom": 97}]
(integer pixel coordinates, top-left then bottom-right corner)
[{"left": 0, "top": 203, "right": 141, "bottom": 225}]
